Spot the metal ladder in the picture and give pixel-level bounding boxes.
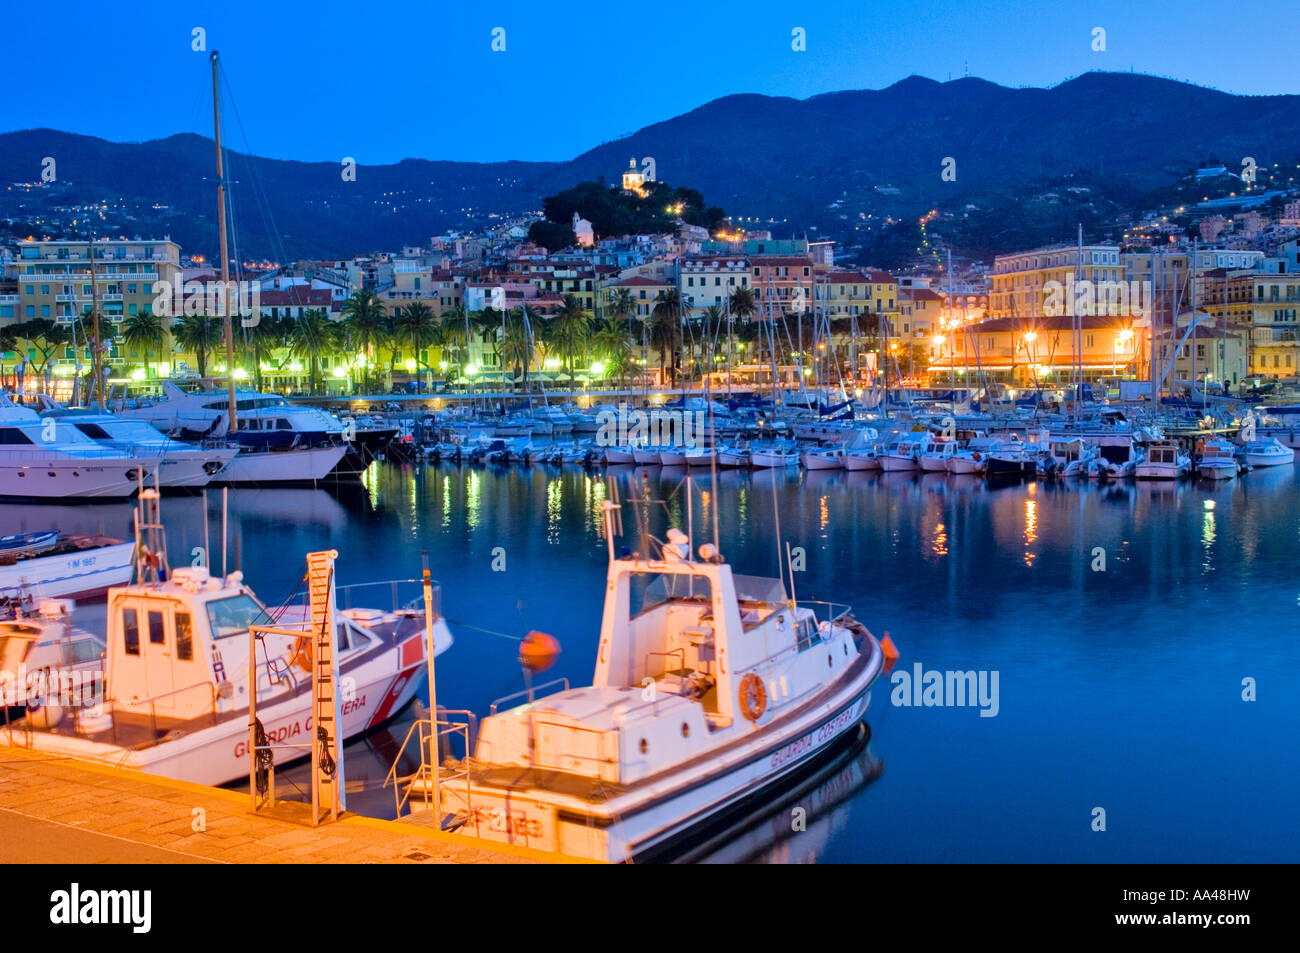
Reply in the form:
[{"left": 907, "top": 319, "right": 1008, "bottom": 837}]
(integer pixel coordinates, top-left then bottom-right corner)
[{"left": 307, "top": 550, "right": 344, "bottom": 823}]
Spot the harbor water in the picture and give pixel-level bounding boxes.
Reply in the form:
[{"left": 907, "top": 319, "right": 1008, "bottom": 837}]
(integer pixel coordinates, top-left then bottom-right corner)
[{"left": 10, "top": 460, "right": 1298, "bottom": 862}]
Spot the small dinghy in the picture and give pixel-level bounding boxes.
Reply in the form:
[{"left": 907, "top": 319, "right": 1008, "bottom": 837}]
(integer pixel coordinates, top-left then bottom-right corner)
[{"left": 0, "top": 531, "right": 60, "bottom": 559}]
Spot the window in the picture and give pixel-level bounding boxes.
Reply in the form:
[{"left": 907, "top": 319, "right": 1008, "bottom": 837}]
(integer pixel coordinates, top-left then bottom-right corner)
[
  {"left": 123, "top": 609, "right": 140, "bottom": 656},
  {"left": 148, "top": 610, "right": 166, "bottom": 645},
  {"left": 205, "top": 594, "right": 273, "bottom": 640},
  {"left": 175, "top": 612, "right": 193, "bottom": 661}
]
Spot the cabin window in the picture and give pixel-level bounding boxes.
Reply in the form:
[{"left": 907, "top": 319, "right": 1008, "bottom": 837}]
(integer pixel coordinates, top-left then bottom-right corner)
[
  {"left": 205, "top": 594, "right": 273, "bottom": 640},
  {"left": 0, "top": 429, "right": 34, "bottom": 445},
  {"left": 123, "top": 609, "right": 140, "bottom": 656},
  {"left": 175, "top": 612, "right": 193, "bottom": 661},
  {"left": 148, "top": 610, "right": 166, "bottom": 645},
  {"left": 74, "top": 423, "right": 112, "bottom": 440}
]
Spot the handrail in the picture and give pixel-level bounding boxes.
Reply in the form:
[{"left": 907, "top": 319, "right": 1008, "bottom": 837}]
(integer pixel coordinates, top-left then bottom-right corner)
[
  {"left": 383, "top": 710, "right": 478, "bottom": 819},
  {"left": 490, "top": 678, "right": 570, "bottom": 715},
  {"left": 796, "top": 600, "right": 853, "bottom": 624},
  {"left": 112, "top": 679, "right": 219, "bottom": 741}
]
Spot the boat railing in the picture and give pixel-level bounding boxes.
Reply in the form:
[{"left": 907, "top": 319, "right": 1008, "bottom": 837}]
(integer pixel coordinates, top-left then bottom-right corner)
[
  {"left": 384, "top": 710, "right": 478, "bottom": 820},
  {"left": 489, "top": 677, "right": 570, "bottom": 716},
  {"left": 276, "top": 578, "right": 441, "bottom": 617},
  {"left": 110, "top": 680, "right": 219, "bottom": 743},
  {"left": 797, "top": 600, "right": 853, "bottom": 625}
]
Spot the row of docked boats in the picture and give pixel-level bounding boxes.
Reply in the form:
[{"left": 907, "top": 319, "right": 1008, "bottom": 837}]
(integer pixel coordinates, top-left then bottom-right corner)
[
  {"left": 0, "top": 383, "right": 398, "bottom": 501},
  {"left": 2, "top": 481, "right": 888, "bottom": 864}
]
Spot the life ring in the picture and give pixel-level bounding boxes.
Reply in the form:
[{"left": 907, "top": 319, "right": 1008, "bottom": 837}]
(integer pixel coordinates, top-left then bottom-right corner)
[
  {"left": 738, "top": 673, "right": 767, "bottom": 722},
  {"left": 972, "top": 451, "right": 981, "bottom": 462},
  {"left": 290, "top": 636, "right": 313, "bottom": 674}
]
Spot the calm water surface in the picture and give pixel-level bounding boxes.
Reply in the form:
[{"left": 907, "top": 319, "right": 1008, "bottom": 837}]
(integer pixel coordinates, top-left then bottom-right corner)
[{"left": 12, "top": 460, "right": 1298, "bottom": 862}]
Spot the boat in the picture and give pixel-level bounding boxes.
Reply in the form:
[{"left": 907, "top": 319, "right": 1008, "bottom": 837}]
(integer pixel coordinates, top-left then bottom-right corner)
[
  {"left": 0, "top": 599, "right": 105, "bottom": 718},
  {"left": 801, "top": 445, "right": 846, "bottom": 470},
  {"left": 430, "top": 501, "right": 888, "bottom": 862},
  {"left": 0, "top": 399, "right": 162, "bottom": 501},
  {"left": 1039, "top": 437, "right": 1095, "bottom": 479},
  {"left": 984, "top": 439, "right": 1038, "bottom": 477},
  {"left": 918, "top": 439, "right": 958, "bottom": 472},
  {"left": 716, "top": 445, "right": 751, "bottom": 468},
  {"left": 1196, "top": 439, "right": 1238, "bottom": 480},
  {"left": 1240, "top": 437, "right": 1294, "bottom": 468},
  {"left": 43, "top": 410, "right": 237, "bottom": 489},
  {"left": 683, "top": 447, "right": 718, "bottom": 468},
  {"left": 1134, "top": 440, "right": 1189, "bottom": 480},
  {"left": 633, "top": 445, "right": 664, "bottom": 466},
  {"left": 945, "top": 437, "right": 1003, "bottom": 476},
  {"left": 658, "top": 447, "right": 689, "bottom": 467},
  {"left": 1, "top": 491, "right": 452, "bottom": 786},
  {"left": 749, "top": 443, "right": 801, "bottom": 468},
  {"left": 0, "top": 531, "right": 60, "bottom": 559},
  {"left": 0, "top": 534, "right": 136, "bottom": 601},
  {"left": 603, "top": 445, "right": 637, "bottom": 465},
  {"left": 844, "top": 447, "right": 882, "bottom": 471},
  {"left": 878, "top": 432, "right": 933, "bottom": 472}
]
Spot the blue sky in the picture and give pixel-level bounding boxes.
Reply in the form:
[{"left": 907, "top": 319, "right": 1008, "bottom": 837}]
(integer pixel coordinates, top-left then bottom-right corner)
[{"left": 2, "top": 0, "right": 1295, "bottom": 164}]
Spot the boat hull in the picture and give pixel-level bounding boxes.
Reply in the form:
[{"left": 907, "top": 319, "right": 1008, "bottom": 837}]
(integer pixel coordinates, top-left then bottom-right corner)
[
  {"left": 0, "top": 540, "right": 136, "bottom": 600},
  {"left": 210, "top": 445, "right": 349, "bottom": 486},
  {"left": 0, "top": 459, "right": 160, "bottom": 501}
]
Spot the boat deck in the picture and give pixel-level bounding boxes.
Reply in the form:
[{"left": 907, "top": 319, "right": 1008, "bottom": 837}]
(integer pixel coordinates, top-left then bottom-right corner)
[{"left": 0, "top": 744, "right": 580, "bottom": 863}]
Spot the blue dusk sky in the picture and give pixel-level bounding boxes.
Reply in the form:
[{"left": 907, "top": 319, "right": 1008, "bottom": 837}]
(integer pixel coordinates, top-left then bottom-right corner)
[{"left": 1, "top": 0, "right": 1296, "bottom": 164}]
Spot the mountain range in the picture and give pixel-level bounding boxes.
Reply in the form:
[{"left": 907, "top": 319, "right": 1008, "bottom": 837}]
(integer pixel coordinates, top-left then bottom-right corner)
[{"left": 4, "top": 72, "right": 1300, "bottom": 267}]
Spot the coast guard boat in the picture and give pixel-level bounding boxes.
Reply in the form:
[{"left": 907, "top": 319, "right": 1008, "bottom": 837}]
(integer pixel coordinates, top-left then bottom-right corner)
[
  {"left": 432, "top": 490, "right": 888, "bottom": 862},
  {"left": 0, "top": 491, "right": 451, "bottom": 786}
]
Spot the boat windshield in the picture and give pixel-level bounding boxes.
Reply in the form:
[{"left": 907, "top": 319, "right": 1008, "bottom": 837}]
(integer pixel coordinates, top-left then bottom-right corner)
[
  {"left": 629, "top": 572, "right": 713, "bottom": 617},
  {"left": 206, "top": 593, "right": 274, "bottom": 639}
]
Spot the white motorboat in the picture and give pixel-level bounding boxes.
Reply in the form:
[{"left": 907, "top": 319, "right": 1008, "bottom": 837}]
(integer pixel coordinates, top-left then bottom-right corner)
[
  {"left": 48, "top": 412, "right": 237, "bottom": 489},
  {"left": 1134, "top": 441, "right": 1189, "bottom": 480},
  {"left": 2, "top": 493, "right": 452, "bottom": 787},
  {"left": 633, "top": 445, "right": 664, "bottom": 466},
  {"left": 659, "top": 447, "right": 689, "bottom": 467},
  {"left": 1196, "top": 439, "right": 1238, "bottom": 480},
  {"left": 0, "top": 399, "right": 161, "bottom": 501},
  {"left": 716, "top": 445, "right": 750, "bottom": 468},
  {"left": 749, "top": 443, "right": 801, "bottom": 468},
  {"left": 918, "top": 439, "right": 958, "bottom": 472},
  {"left": 603, "top": 445, "right": 637, "bottom": 465},
  {"left": 1241, "top": 438, "right": 1294, "bottom": 468},
  {"left": 0, "top": 534, "right": 136, "bottom": 601},
  {"left": 1040, "top": 437, "right": 1095, "bottom": 479},
  {"left": 801, "top": 446, "right": 846, "bottom": 470},
  {"left": 683, "top": 447, "right": 718, "bottom": 468},
  {"left": 433, "top": 509, "right": 888, "bottom": 862},
  {"left": 945, "top": 437, "right": 1003, "bottom": 475},
  {"left": 844, "top": 448, "right": 882, "bottom": 471},
  {"left": 215, "top": 443, "right": 350, "bottom": 486},
  {"left": 984, "top": 440, "right": 1038, "bottom": 477},
  {"left": 878, "top": 433, "right": 932, "bottom": 472}
]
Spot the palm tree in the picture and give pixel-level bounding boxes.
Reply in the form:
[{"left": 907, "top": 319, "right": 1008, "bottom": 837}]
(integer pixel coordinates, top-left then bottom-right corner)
[
  {"left": 120, "top": 309, "right": 167, "bottom": 379},
  {"left": 440, "top": 304, "right": 469, "bottom": 381},
  {"left": 243, "top": 313, "right": 285, "bottom": 392},
  {"left": 394, "top": 302, "right": 438, "bottom": 391},
  {"left": 287, "top": 308, "right": 338, "bottom": 394},
  {"left": 341, "top": 289, "right": 388, "bottom": 390},
  {"left": 172, "top": 314, "right": 222, "bottom": 379},
  {"left": 501, "top": 307, "right": 538, "bottom": 392},
  {"left": 649, "top": 289, "right": 683, "bottom": 385},
  {"left": 549, "top": 294, "right": 590, "bottom": 388},
  {"left": 11, "top": 319, "right": 71, "bottom": 393},
  {"left": 592, "top": 317, "right": 635, "bottom": 389}
]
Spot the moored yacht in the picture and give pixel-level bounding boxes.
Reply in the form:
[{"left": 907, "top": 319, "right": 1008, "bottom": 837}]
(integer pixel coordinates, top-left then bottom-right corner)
[
  {"left": 1196, "top": 439, "right": 1238, "bottom": 480},
  {"left": 1240, "top": 437, "right": 1294, "bottom": 468},
  {"left": 44, "top": 410, "right": 237, "bottom": 489},
  {"left": 432, "top": 504, "right": 888, "bottom": 862},
  {"left": 1134, "top": 440, "right": 1189, "bottom": 480}
]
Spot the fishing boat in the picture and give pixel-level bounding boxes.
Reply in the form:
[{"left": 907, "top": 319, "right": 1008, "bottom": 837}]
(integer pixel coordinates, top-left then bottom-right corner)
[
  {"left": 432, "top": 498, "right": 888, "bottom": 862},
  {"left": 0, "top": 534, "right": 136, "bottom": 601},
  {"left": 658, "top": 447, "right": 689, "bottom": 467},
  {"left": 844, "top": 447, "right": 882, "bottom": 471},
  {"left": 801, "top": 445, "right": 846, "bottom": 470},
  {"left": 0, "top": 491, "right": 452, "bottom": 786},
  {"left": 633, "top": 445, "right": 664, "bottom": 466},
  {"left": 984, "top": 439, "right": 1038, "bottom": 477},
  {"left": 1134, "top": 440, "right": 1189, "bottom": 480},
  {"left": 603, "top": 444, "right": 638, "bottom": 465},
  {"left": 1039, "top": 437, "right": 1094, "bottom": 479},
  {"left": 1240, "top": 437, "right": 1294, "bottom": 468},
  {"left": 716, "top": 445, "right": 751, "bottom": 468},
  {"left": 1196, "top": 439, "right": 1238, "bottom": 480},
  {"left": 918, "top": 439, "right": 958, "bottom": 472},
  {"left": 945, "top": 437, "right": 1003, "bottom": 476}
]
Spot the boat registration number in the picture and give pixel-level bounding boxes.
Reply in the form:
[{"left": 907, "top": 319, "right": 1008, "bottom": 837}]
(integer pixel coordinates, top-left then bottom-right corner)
[{"left": 461, "top": 805, "right": 547, "bottom": 842}]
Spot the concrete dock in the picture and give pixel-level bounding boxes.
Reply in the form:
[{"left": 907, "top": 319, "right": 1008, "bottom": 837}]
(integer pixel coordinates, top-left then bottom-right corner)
[{"left": 0, "top": 746, "right": 573, "bottom": 864}]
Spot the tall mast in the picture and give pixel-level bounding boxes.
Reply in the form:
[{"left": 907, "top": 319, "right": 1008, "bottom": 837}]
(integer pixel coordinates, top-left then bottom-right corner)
[
  {"left": 1074, "top": 224, "right": 1083, "bottom": 424},
  {"left": 86, "top": 232, "right": 103, "bottom": 406},
  {"left": 212, "top": 50, "right": 237, "bottom": 434}
]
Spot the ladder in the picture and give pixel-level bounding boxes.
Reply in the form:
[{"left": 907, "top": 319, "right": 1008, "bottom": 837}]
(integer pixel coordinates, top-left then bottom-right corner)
[{"left": 306, "top": 549, "right": 345, "bottom": 823}]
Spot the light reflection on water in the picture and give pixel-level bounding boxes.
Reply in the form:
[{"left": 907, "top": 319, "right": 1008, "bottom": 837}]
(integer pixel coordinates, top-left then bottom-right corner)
[{"left": 16, "top": 460, "right": 1300, "bottom": 862}]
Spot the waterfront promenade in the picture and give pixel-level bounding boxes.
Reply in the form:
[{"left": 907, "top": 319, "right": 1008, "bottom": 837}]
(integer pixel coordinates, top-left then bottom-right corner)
[{"left": 0, "top": 746, "right": 566, "bottom": 864}]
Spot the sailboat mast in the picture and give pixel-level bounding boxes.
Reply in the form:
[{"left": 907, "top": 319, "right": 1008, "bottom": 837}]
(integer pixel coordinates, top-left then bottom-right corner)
[
  {"left": 86, "top": 232, "right": 103, "bottom": 406},
  {"left": 211, "top": 50, "right": 237, "bottom": 434}
]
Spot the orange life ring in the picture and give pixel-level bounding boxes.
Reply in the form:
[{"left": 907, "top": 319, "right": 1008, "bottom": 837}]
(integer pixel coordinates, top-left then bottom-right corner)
[
  {"left": 290, "top": 636, "right": 313, "bottom": 674},
  {"left": 972, "top": 451, "right": 981, "bottom": 462},
  {"left": 738, "top": 673, "right": 767, "bottom": 722}
]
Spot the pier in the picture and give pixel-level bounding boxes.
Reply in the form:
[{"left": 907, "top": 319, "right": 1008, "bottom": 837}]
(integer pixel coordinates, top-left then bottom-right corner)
[{"left": 0, "top": 746, "right": 579, "bottom": 864}]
